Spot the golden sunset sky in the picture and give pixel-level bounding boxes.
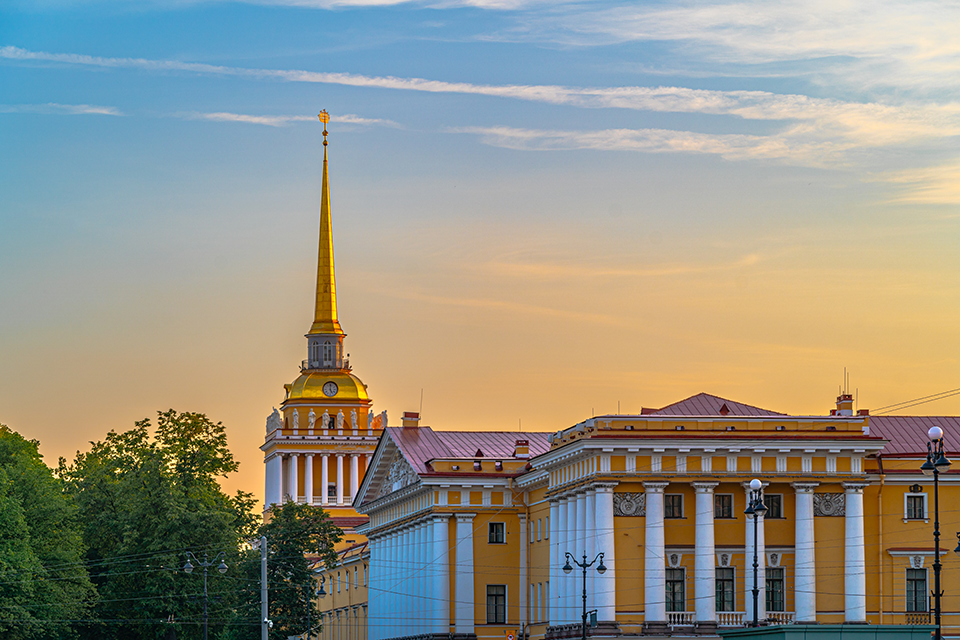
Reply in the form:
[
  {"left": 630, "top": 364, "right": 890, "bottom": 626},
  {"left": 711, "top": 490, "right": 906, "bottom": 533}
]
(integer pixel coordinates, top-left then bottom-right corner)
[{"left": 3, "top": 0, "right": 960, "bottom": 499}]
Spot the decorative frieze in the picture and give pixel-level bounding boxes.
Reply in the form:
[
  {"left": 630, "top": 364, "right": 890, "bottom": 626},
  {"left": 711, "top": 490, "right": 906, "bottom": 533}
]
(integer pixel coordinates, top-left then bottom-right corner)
[
  {"left": 813, "top": 492, "right": 845, "bottom": 516},
  {"left": 613, "top": 492, "right": 645, "bottom": 516}
]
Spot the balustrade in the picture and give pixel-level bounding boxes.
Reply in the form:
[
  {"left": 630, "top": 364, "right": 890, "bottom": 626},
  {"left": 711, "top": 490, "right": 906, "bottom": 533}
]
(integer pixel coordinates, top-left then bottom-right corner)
[{"left": 666, "top": 611, "right": 695, "bottom": 626}]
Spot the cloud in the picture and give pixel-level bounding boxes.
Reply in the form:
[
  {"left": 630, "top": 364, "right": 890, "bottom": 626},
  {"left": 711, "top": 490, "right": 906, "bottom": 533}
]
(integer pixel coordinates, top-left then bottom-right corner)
[
  {"left": 483, "top": 253, "right": 763, "bottom": 280},
  {"left": 4, "top": 45, "right": 958, "bottom": 152},
  {"left": 180, "top": 111, "right": 398, "bottom": 127},
  {"left": 452, "top": 125, "right": 855, "bottom": 168},
  {"left": 516, "top": 1, "right": 960, "bottom": 95},
  {"left": 877, "top": 162, "right": 960, "bottom": 205},
  {"left": 0, "top": 102, "right": 123, "bottom": 115}
]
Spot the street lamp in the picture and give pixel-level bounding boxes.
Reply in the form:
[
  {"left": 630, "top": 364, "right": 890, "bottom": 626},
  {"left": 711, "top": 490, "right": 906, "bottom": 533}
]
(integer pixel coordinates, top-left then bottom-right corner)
[
  {"left": 743, "top": 478, "right": 767, "bottom": 628},
  {"left": 562, "top": 550, "right": 606, "bottom": 640},
  {"left": 183, "top": 551, "right": 228, "bottom": 640},
  {"left": 922, "top": 426, "right": 950, "bottom": 640},
  {"left": 307, "top": 573, "right": 326, "bottom": 640}
]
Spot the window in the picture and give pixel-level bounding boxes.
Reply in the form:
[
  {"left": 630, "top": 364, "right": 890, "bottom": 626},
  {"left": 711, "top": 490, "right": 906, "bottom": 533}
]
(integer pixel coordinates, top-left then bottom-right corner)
[
  {"left": 323, "top": 341, "right": 333, "bottom": 365},
  {"left": 337, "top": 572, "right": 341, "bottom": 593},
  {"left": 537, "top": 518, "right": 542, "bottom": 541},
  {"left": 545, "top": 516, "right": 549, "bottom": 539},
  {"left": 354, "top": 567, "right": 358, "bottom": 588},
  {"left": 538, "top": 583, "right": 544, "bottom": 622},
  {"left": 906, "top": 495, "right": 926, "bottom": 520},
  {"left": 765, "top": 568, "right": 785, "bottom": 612},
  {"left": 364, "top": 564, "right": 368, "bottom": 586},
  {"left": 716, "top": 567, "right": 735, "bottom": 612},
  {"left": 665, "top": 494, "right": 684, "bottom": 518},
  {"left": 765, "top": 495, "right": 783, "bottom": 519},
  {"left": 328, "top": 484, "right": 336, "bottom": 498},
  {"left": 665, "top": 568, "right": 686, "bottom": 612},
  {"left": 486, "top": 585, "right": 507, "bottom": 623},
  {"left": 310, "top": 341, "right": 320, "bottom": 364},
  {"left": 714, "top": 494, "right": 734, "bottom": 519},
  {"left": 488, "top": 522, "right": 506, "bottom": 544},
  {"left": 907, "top": 569, "right": 927, "bottom": 612}
]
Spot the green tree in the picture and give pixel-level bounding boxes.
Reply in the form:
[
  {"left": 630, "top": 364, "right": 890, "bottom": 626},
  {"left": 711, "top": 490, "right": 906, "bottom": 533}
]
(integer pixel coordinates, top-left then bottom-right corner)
[
  {"left": 58, "top": 410, "right": 259, "bottom": 640},
  {"left": 0, "top": 424, "right": 97, "bottom": 639},
  {"left": 224, "top": 500, "right": 341, "bottom": 640}
]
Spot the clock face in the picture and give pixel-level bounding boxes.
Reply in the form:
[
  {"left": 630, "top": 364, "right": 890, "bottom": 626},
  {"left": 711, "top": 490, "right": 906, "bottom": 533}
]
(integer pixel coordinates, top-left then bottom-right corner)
[{"left": 322, "top": 381, "right": 339, "bottom": 397}]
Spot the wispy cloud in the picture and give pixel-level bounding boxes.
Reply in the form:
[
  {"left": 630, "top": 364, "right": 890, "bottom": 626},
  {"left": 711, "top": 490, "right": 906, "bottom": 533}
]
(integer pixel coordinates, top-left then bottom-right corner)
[
  {"left": 0, "top": 102, "right": 123, "bottom": 115},
  {"left": 877, "top": 162, "right": 960, "bottom": 205},
  {"left": 484, "top": 253, "right": 763, "bottom": 280},
  {"left": 518, "top": 1, "right": 960, "bottom": 95},
  {"left": 453, "top": 125, "right": 855, "bottom": 168},
  {"left": 179, "top": 111, "right": 398, "bottom": 127}
]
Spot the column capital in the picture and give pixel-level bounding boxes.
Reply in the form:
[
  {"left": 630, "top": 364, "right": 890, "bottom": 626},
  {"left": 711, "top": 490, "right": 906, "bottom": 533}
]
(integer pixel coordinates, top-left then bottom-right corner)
[
  {"left": 693, "top": 482, "right": 720, "bottom": 493},
  {"left": 306, "top": 452, "right": 315, "bottom": 458},
  {"left": 290, "top": 452, "right": 300, "bottom": 458},
  {"left": 454, "top": 512, "right": 476, "bottom": 523},
  {"left": 518, "top": 513, "right": 528, "bottom": 522},
  {"left": 843, "top": 482, "right": 869, "bottom": 493},
  {"left": 643, "top": 481, "right": 670, "bottom": 493},
  {"left": 792, "top": 482, "right": 820, "bottom": 493},
  {"left": 321, "top": 452, "right": 330, "bottom": 458},
  {"left": 336, "top": 453, "right": 345, "bottom": 458},
  {"left": 593, "top": 482, "right": 618, "bottom": 494}
]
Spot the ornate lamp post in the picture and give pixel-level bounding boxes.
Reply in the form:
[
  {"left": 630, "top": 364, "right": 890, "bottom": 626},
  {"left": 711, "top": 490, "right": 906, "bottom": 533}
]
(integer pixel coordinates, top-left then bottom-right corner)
[
  {"left": 922, "top": 426, "right": 950, "bottom": 640},
  {"left": 743, "top": 478, "right": 767, "bottom": 627},
  {"left": 562, "top": 550, "right": 606, "bottom": 640},
  {"left": 308, "top": 574, "right": 327, "bottom": 640},
  {"left": 183, "top": 551, "right": 228, "bottom": 640}
]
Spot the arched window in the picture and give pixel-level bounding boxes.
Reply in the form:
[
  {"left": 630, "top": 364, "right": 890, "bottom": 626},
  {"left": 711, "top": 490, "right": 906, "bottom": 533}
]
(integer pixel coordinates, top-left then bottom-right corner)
[
  {"left": 323, "top": 341, "right": 333, "bottom": 365},
  {"left": 310, "top": 340, "right": 320, "bottom": 364}
]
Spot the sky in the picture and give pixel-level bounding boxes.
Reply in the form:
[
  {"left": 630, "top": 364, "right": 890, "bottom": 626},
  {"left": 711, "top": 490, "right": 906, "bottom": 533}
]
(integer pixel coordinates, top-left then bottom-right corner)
[{"left": 3, "top": 0, "right": 960, "bottom": 499}]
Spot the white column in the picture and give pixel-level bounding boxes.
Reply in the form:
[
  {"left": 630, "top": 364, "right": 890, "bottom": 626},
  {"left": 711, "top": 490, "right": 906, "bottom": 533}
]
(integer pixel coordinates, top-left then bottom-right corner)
[
  {"left": 557, "top": 497, "right": 570, "bottom": 623},
  {"left": 644, "top": 482, "right": 668, "bottom": 625},
  {"left": 350, "top": 454, "right": 360, "bottom": 503},
  {"left": 305, "top": 454, "right": 315, "bottom": 505},
  {"left": 432, "top": 515, "right": 450, "bottom": 635},
  {"left": 844, "top": 483, "right": 867, "bottom": 622},
  {"left": 277, "top": 455, "right": 286, "bottom": 504},
  {"left": 519, "top": 514, "right": 528, "bottom": 630},
  {"left": 549, "top": 499, "right": 560, "bottom": 625},
  {"left": 576, "top": 491, "right": 587, "bottom": 560},
  {"left": 368, "top": 536, "right": 380, "bottom": 640},
  {"left": 401, "top": 526, "right": 412, "bottom": 636},
  {"left": 415, "top": 522, "right": 426, "bottom": 635},
  {"left": 793, "top": 482, "right": 819, "bottom": 623},
  {"left": 595, "top": 483, "right": 617, "bottom": 622},
  {"left": 321, "top": 454, "right": 330, "bottom": 506},
  {"left": 265, "top": 454, "right": 282, "bottom": 506},
  {"left": 694, "top": 482, "right": 719, "bottom": 624},
  {"left": 455, "top": 513, "right": 475, "bottom": 634},
  {"left": 336, "top": 454, "right": 345, "bottom": 505},
  {"left": 289, "top": 453, "right": 299, "bottom": 502},
  {"left": 567, "top": 494, "right": 578, "bottom": 623},
  {"left": 585, "top": 489, "right": 597, "bottom": 615},
  {"left": 388, "top": 531, "right": 398, "bottom": 636}
]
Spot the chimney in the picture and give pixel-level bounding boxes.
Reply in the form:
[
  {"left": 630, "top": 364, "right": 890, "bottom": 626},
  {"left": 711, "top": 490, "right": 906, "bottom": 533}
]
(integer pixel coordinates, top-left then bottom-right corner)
[
  {"left": 514, "top": 439, "right": 530, "bottom": 459},
  {"left": 836, "top": 394, "right": 854, "bottom": 417},
  {"left": 402, "top": 411, "right": 420, "bottom": 427}
]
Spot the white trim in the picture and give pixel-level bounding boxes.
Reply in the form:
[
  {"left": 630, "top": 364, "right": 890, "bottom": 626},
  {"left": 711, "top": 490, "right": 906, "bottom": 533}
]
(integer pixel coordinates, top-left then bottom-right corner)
[{"left": 903, "top": 492, "right": 929, "bottom": 523}]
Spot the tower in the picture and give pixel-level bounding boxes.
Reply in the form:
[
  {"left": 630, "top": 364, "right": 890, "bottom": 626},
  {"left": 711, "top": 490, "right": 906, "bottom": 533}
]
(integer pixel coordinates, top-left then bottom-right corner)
[{"left": 262, "top": 112, "right": 384, "bottom": 544}]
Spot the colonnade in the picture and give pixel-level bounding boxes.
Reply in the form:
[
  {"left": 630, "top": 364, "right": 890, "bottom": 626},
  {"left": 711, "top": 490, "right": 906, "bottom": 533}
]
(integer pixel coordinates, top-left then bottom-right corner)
[
  {"left": 549, "top": 483, "right": 618, "bottom": 626},
  {"left": 639, "top": 481, "right": 867, "bottom": 626},
  {"left": 367, "top": 515, "right": 450, "bottom": 640},
  {"left": 265, "top": 452, "right": 371, "bottom": 506}
]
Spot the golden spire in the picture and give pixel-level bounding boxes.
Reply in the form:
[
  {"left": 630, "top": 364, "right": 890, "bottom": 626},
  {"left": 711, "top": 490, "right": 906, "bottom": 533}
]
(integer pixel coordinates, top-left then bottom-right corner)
[{"left": 309, "top": 110, "right": 343, "bottom": 335}]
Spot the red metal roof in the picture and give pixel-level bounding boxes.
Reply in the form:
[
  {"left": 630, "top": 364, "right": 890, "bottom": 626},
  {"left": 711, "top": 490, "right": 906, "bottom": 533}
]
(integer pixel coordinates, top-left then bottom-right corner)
[
  {"left": 869, "top": 416, "right": 960, "bottom": 456},
  {"left": 385, "top": 427, "right": 550, "bottom": 474},
  {"left": 644, "top": 392, "right": 786, "bottom": 417}
]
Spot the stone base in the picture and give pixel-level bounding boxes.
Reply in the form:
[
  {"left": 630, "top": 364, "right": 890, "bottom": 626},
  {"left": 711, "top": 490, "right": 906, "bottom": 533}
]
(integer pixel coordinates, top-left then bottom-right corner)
[
  {"left": 694, "top": 621, "right": 718, "bottom": 635},
  {"left": 640, "top": 621, "right": 670, "bottom": 636}
]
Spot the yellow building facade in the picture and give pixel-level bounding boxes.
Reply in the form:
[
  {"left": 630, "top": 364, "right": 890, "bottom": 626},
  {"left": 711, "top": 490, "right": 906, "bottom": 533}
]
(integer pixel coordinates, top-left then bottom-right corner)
[{"left": 271, "top": 127, "right": 960, "bottom": 639}]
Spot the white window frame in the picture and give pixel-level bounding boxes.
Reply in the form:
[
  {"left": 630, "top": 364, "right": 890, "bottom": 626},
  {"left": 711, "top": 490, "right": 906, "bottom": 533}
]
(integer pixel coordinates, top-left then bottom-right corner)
[
  {"left": 904, "top": 492, "right": 929, "bottom": 523},
  {"left": 545, "top": 516, "right": 549, "bottom": 539},
  {"left": 714, "top": 493, "right": 735, "bottom": 519},
  {"left": 488, "top": 521, "right": 506, "bottom": 544},
  {"left": 537, "top": 518, "right": 542, "bottom": 541},
  {"left": 486, "top": 583, "right": 508, "bottom": 624}
]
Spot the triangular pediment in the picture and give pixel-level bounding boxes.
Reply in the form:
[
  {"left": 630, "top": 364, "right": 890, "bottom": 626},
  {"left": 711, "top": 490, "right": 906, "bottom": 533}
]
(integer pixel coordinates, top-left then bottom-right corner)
[
  {"left": 647, "top": 392, "right": 786, "bottom": 417},
  {"left": 355, "top": 430, "right": 422, "bottom": 507}
]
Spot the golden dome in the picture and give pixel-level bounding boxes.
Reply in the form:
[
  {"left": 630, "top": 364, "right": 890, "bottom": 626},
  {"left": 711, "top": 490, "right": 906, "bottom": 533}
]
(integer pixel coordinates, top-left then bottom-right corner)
[{"left": 283, "top": 371, "right": 371, "bottom": 403}]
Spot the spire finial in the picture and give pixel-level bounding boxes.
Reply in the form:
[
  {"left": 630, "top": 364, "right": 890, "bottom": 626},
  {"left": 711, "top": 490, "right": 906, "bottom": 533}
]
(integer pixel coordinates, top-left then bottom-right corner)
[{"left": 318, "top": 110, "right": 329, "bottom": 146}]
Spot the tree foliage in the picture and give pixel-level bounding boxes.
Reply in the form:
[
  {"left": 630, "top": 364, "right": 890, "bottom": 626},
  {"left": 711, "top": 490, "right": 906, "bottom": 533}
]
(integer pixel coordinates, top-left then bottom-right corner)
[
  {"left": 0, "top": 424, "right": 96, "bottom": 639},
  {"left": 224, "top": 500, "right": 342, "bottom": 640},
  {"left": 58, "top": 410, "right": 259, "bottom": 640}
]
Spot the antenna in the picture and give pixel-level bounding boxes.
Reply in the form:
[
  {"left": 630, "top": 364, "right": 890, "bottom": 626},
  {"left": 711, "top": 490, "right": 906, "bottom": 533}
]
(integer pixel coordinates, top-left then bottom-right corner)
[
  {"left": 419, "top": 388, "right": 424, "bottom": 417},
  {"left": 519, "top": 418, "right": 522, "bottom": 433}
]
